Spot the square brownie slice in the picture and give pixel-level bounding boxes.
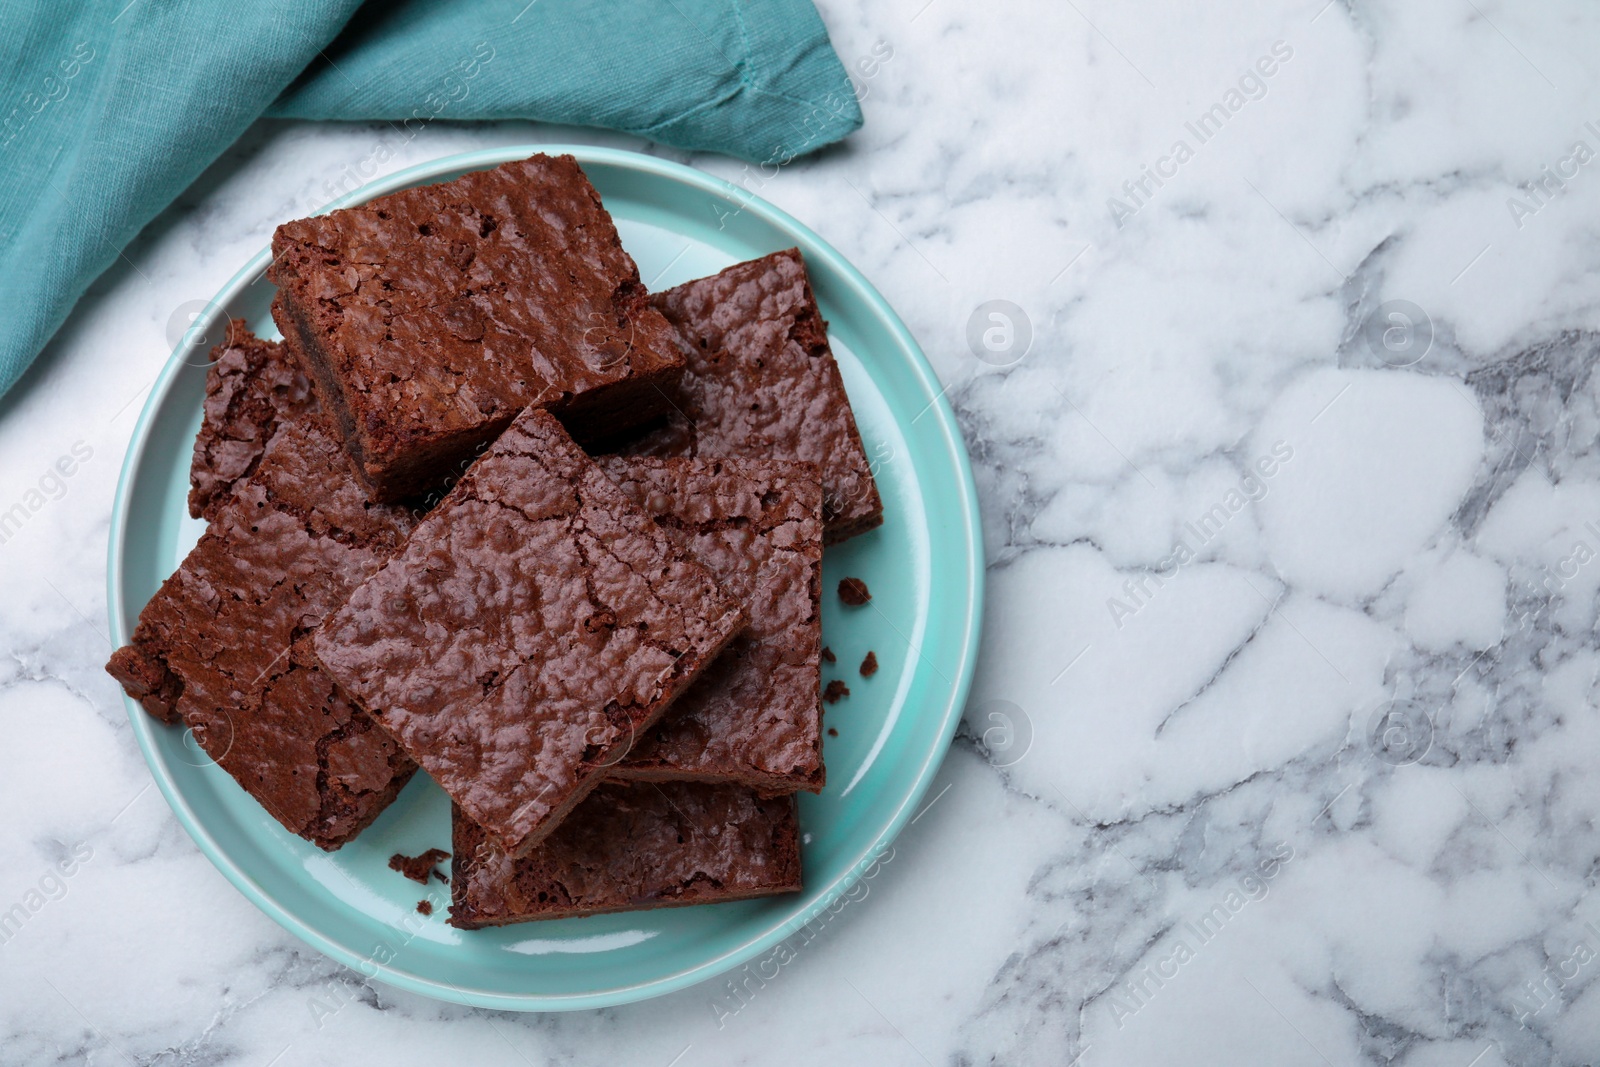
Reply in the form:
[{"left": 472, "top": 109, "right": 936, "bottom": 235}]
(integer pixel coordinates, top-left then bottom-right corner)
[
  {"left": 268, "top": 153, "right": 685, "bottom": 502},
  {"left": 448, "top": 782, "right": 802, "bottom": 927},
  {"left": 599, "top": 456, "right": 825, "bottom": 792},
  {"left": 617, "top": 248, "right": 884, "bottom": 543},
  {"left": 105, "top": 418, "right": 419, "bottom": 849},
  {"left": 188, "top": 321, "right": 315, "bottom": 518},
  {"left": 312, "top": 407, "right": 746, "bottom": 857}
]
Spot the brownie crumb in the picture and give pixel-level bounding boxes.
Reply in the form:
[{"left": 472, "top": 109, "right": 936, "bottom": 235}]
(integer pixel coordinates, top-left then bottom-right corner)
[
  {"left": 828, "top": 727, "right": 838, "bottom": 737},
  {"left": 838, "top": 577, "right": 871, "bottom": 605},
  {"left": 860, "top": 651, "right": 878, "bottom": 677},
  {"left": 821, "top": 646, "right": 836, "bottom": 664},
  {"left": 416, "top": 900, "right": 434, "bottom": 916},
  {"left": 824, "top": 679, "right": 851, "bottom": 704},
  {"left": 389, "top": 848, "right": 450, "bottom": 885}
]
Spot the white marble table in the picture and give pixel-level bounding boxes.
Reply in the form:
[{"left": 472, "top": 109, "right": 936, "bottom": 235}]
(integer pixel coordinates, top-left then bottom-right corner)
[{"left": 7, "top": 0, "right": 1600, "bottom": 1062}]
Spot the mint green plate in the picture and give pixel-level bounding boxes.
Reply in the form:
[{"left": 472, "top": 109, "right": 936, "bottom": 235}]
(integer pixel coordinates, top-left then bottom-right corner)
[{"left": 107, "top": 146, "right": 982, "bottom": 1010}]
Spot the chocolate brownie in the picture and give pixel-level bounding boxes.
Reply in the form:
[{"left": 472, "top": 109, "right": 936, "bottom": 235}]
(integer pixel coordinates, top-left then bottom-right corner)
[
  {"left": 105, "top": 419, "right": 419, "bottom": 849},
  {"left": 268, "top": 153, "right": 685, "bottom": 502},
  {"left": 617, "top": 248, "right": 883, "bottom": 543},
  {"left": 312, "top": 407, "right": 746, "bottom": 857},
  {"left": 448, "top": 782, "right": 802, "bottom": 927},
  {"left": 599, "top": 457, "right": 825, "bottom": 792},
  {"left": 188, "top": 321, "right": 315, "bottom": 518}
]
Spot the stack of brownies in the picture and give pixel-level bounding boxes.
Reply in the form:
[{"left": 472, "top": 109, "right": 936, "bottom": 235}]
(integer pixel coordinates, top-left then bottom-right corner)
[{"left": 106, "top": 154, "right": 883, "bottom": 927}]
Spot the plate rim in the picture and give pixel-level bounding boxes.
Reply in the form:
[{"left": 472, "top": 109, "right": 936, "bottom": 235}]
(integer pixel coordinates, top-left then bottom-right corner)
[{"left": 106, "top": 143, "right": 984, "bottom": 1011}]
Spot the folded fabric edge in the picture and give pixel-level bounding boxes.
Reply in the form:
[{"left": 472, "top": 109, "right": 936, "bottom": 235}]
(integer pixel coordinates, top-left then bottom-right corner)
[
  {"left": 264, "top": 0, "right": 863, "bottom": 164},
  {"left": 660, "top": 0, "right": 865, "bottom": 163}
]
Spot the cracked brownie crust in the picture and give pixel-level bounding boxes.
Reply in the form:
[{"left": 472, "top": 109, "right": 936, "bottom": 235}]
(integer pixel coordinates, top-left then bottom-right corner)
[
  {"left": 618, "top": 248, "right": 883, "bottom": 543},
  {"left": 312, "top": 407, "right": 746, "bottom": 858},
  {"left": 600, "top": 456, "right": 825, "bottom": 792},
  {"left": 448, "top": 782, "right": 802, "bottom": 928},
  {"left": 187, "top": 321, "right": 315, "bottom": 519},
  {"left": 106, "top": 418, "right": 419, "bottom": 849},
  {"left": 268, "top": 153, "right": 684, "bottom": 502}
]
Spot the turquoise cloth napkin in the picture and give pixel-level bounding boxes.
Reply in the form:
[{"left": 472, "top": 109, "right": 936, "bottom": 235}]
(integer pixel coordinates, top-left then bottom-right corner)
[{"left": 0, "top": 0, "right": 861, "bottom": 399}]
